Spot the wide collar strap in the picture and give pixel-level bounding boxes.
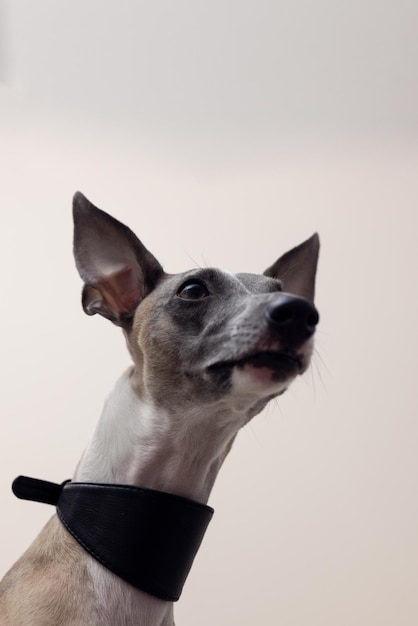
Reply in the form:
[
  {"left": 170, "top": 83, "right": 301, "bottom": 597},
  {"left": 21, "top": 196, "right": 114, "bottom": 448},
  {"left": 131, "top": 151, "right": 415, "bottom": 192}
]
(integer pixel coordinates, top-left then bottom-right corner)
[{"left": 12, "top": 476, "right": 214, "bottom": 601}]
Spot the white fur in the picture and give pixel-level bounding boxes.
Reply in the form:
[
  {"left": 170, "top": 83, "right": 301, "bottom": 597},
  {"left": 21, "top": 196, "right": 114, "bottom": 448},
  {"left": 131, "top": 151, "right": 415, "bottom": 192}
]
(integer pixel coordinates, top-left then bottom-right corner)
[
  {"left": 75, "top": 366, "right": 258, "bottom": 501},
  {"left": 72, "top": 365, "right": 274, "bottom": 625}
]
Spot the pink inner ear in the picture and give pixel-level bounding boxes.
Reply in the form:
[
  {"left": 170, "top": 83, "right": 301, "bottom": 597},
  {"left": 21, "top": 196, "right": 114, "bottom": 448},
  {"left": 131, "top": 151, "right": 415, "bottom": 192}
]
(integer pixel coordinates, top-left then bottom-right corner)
[{"left": 95, "top": 265, "right": 143, "bottom": 318}]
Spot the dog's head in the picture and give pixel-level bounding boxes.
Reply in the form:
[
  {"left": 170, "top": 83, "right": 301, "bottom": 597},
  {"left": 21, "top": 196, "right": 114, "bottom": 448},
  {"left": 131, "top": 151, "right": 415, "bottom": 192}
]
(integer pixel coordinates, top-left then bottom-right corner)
[{"left": 73, "top": 192, "right": 319, "bottom": 418}]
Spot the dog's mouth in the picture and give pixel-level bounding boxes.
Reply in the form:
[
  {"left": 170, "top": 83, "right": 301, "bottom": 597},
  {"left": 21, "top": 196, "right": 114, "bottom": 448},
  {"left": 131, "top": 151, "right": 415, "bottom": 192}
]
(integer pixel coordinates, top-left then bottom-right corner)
[{"left": 208, "top": 351, "right": 301, "bottom": 376}]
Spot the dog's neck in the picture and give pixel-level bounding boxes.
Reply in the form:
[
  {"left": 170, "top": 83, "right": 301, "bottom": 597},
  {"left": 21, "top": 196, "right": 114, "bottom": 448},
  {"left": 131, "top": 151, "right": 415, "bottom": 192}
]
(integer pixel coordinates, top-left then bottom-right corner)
[
  {"left": 72, "top": 365, "right": 249, "bottom": 625},
  {"left": 75, "top": 366, "right": 244, "bottom": 504}
]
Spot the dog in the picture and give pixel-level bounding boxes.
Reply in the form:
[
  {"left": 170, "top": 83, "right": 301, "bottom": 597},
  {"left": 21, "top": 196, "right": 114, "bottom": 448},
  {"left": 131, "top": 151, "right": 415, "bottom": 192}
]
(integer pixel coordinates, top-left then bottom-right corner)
[{"left": 0, "top": 192, "right": 319, "bottom": 625}]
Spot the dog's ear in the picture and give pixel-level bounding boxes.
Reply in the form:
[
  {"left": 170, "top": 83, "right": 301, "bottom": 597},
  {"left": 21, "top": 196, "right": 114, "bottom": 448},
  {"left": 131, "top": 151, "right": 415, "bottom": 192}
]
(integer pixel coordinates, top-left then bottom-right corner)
[
  {"left": 73, "top": 192, "right": 164, "bottom": 326},
  {"left": 264, "top": 233, "right": 320, "bottom": 302}
]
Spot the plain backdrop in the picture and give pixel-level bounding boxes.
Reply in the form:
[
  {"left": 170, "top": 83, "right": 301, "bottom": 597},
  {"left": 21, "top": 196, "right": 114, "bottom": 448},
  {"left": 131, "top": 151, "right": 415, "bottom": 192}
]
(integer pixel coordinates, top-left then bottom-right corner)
[{"left": 1, "top": 2, "right": 417, "bottom": 625}]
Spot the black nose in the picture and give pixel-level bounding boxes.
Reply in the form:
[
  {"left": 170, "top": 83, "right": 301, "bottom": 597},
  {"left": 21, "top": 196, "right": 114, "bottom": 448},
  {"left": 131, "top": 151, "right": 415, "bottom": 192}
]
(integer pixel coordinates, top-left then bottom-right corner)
[{"left": 265, "top": 294, "right": 319, "bottom": 341}]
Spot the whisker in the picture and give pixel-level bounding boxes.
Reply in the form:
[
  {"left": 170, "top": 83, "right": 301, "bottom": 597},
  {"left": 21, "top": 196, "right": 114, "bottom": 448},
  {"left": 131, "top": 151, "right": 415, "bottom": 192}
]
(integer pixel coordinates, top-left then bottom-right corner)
[
  {"left": 311, "top": 349, "right": 328, "bottom": 393},
  {"left": 309, "top": 358, "right": 317, "bottom": 401},
  {"left": 273, "top": 396, "right": 284, "bottom": 418},
  {"left": 247, "top": 421, "right": 261, "bottom": 446},
  {"left": 184, "top": 251, "right": 206, "bottom": 269},
  {"left": 315, "top": 328, "right": 332, "bottom": 337}
]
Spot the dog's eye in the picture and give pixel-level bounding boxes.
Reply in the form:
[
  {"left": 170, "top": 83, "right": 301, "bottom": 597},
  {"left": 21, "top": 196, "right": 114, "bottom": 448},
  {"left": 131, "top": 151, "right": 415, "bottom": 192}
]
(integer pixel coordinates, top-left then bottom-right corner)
[{"left": 177, "top": 282, "right": 209, "bottom": 301}]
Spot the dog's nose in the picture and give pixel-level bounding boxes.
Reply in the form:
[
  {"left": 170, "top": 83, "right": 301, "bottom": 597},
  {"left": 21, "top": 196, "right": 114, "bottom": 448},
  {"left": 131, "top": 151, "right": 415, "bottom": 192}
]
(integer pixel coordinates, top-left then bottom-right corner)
[{"left": 265, "top": 294, "right": 319, "bottom": 341}]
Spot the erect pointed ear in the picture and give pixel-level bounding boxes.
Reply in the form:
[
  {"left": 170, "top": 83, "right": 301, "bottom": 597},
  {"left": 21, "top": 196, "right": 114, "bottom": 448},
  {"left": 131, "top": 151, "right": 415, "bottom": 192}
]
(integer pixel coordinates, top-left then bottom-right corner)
[
  {"left": 73, "top": 192, "right": 165, "bottom": 326},
  {"left": 264, "top": 233, "right": 320, "bottom": 302}
]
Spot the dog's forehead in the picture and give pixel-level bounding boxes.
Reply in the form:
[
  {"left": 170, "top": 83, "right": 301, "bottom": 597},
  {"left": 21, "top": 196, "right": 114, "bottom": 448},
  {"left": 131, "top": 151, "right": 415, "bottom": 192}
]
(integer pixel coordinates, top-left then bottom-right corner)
[
  {"left": 156, "top": 268, "right": 280, "bottom": 296},
  {"left": 234, "top": 272, "right": 282, "bottom": 294}
]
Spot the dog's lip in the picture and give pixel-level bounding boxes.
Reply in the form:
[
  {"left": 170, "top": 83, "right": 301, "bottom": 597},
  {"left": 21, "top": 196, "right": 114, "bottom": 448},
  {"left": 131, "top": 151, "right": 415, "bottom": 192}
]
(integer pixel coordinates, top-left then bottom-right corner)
[{"left": 207, "top": 350, "right": 302, "bottom": 374}]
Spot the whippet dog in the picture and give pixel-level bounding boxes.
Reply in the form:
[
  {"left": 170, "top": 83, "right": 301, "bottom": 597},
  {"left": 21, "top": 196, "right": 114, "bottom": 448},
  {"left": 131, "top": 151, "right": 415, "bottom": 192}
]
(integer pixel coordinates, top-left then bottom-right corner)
[{"left": 0, "top": 192, "right": 319, "bottom": 625}]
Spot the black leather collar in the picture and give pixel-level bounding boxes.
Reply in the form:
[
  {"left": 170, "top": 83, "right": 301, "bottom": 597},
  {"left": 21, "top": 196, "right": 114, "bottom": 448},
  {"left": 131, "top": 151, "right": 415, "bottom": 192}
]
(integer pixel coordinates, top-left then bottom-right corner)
[{"left": 12, "top": 475, "right": 214, "bottom": 601}]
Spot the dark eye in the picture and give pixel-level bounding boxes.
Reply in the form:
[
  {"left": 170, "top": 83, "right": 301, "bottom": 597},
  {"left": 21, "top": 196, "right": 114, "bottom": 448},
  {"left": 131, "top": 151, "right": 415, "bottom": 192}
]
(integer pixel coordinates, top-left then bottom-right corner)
[{"left": 177, "top": 281, "right": 209, "bottom": 301}]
